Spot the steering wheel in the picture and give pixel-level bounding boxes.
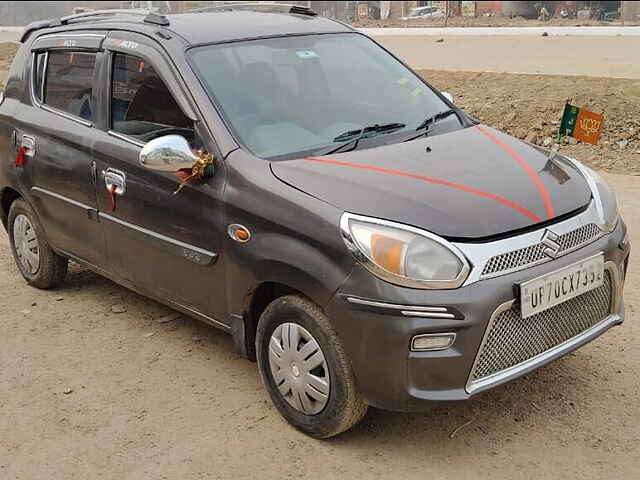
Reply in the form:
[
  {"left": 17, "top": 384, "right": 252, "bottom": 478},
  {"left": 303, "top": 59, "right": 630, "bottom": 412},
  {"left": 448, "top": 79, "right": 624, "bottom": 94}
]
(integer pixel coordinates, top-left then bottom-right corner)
[{"left": 138, "top": 127, "right": 195, "bottom": 144}]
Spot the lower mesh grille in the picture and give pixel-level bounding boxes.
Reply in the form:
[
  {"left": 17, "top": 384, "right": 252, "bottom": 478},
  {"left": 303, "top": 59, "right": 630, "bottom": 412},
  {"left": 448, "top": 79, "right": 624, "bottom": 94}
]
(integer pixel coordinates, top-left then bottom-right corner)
[{"left": 469, "top": 271, "right": 612, "bottom": 386}]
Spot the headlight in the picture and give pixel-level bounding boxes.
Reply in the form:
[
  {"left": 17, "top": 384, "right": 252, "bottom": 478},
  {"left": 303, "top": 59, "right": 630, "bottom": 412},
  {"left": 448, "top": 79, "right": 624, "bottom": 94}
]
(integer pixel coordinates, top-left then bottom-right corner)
[
  {"left": 562, "top": 156, "right": 619, "bottom": 232},
  {"left": 340, "top": 213, "right": 470, "bottom": 289}
]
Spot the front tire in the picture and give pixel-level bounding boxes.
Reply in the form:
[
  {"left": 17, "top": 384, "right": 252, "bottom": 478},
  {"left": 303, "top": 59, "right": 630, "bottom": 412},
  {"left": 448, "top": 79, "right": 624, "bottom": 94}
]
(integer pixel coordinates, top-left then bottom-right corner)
[
  {"left": 8, "top": 199, "right": 68, "bottom": 289},
  {"left": 256, "top": 295, "right": 368, "bottom": 438}
]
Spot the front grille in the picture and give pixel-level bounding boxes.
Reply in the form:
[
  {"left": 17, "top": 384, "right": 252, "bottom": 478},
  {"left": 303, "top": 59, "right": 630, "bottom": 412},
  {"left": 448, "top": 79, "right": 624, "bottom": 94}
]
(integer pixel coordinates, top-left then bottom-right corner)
[
  {"left": 469, "top": 271, "right": 612, "bottom": 386},
  {"left": 481, "top": 223, "right": 602, "bottom": 277}
]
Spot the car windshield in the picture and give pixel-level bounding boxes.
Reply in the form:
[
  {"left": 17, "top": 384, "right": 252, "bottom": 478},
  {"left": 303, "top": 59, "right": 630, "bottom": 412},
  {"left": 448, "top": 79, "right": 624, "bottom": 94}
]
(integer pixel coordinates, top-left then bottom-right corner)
[{"left": 188, "top": 33, "right": 456, "bottom": 160}]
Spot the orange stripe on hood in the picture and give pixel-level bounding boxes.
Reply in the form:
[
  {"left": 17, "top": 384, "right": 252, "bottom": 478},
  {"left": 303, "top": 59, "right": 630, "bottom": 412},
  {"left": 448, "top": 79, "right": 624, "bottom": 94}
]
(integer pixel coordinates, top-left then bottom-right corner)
[
  {"left": 475, "top": 125, "right": 555, "bottom": 219},
  {"left": 304, "top": 157, "right": 542, "bottom": 223}
]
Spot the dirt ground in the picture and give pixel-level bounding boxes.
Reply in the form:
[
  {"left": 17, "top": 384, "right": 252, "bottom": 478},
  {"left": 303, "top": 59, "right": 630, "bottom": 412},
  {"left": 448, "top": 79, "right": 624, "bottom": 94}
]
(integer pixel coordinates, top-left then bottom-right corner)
[
  {"left": 0, "top": 42, "right": 18, "bottom": 89},
  {"left": 2, "top": 41, "right": 640, "bottom": 479},
  {"left": 1, "top": 173, "right": 638, "bottom": 480}
]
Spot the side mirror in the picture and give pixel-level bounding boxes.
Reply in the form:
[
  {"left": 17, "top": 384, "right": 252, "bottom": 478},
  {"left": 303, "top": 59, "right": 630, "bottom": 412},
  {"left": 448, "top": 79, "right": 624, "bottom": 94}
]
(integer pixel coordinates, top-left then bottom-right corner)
[
  {"left": 441, "top": 91, "right": 454, "bottom": 103},
  {"left": 139, "top": 135, "right": 198, "bottom": 172}
]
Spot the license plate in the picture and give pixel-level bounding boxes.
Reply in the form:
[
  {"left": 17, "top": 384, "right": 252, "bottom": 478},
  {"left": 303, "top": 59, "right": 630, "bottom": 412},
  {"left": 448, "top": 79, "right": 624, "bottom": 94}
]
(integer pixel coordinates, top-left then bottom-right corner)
[{"left": 520, "top": 253, "right": 604, "bottom": 319}]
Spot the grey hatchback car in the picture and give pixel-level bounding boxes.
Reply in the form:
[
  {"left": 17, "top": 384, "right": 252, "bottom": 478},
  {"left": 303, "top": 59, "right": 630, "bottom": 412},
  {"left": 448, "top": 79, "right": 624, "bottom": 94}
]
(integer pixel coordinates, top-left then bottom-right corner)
[{"left": 0, "top": 5, "right": 630, "bottom": 437}]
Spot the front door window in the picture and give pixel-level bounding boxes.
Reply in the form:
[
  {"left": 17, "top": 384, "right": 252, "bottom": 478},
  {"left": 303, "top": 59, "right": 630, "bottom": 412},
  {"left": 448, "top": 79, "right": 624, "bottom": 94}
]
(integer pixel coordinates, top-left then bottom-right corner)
[{"left": 110, "top": 52, "right": 195, "bottom": 145}]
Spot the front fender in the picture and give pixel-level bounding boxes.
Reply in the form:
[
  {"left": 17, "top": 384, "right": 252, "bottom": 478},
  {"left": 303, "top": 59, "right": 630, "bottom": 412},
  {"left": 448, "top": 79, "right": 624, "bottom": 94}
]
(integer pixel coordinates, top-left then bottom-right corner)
[
  {"left": 225, "top": 231, "right": 355, "bottom": 317},
  {"left": 222, "top": 150, "right": 356, "bottom": 318}
]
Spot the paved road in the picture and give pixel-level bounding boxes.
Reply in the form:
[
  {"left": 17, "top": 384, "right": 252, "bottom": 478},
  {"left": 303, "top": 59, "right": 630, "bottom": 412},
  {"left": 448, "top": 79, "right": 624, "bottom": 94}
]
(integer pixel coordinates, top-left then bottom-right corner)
[
  {"left": 372, "top": 34, "right": 640, "bottom": 79},
  {"left": 0, "top": 33, "right": 18, "bottom": 42},
  {"left": 0, "top": 27, "right": 21, "bottom": 43}
]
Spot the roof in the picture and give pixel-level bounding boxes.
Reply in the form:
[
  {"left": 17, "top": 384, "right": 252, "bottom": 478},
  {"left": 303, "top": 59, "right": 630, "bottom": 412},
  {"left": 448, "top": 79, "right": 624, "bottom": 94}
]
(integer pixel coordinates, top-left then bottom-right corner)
[
  {"left": 22, "top": 9, "right": 354, "bottom": 46},
  {"left": 164, "top": 11, "right": 352, "bottom": 45}
]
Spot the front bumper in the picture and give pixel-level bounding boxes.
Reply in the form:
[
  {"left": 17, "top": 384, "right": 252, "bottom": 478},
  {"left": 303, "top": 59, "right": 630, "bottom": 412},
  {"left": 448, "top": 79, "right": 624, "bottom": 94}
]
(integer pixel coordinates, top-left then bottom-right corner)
[{"left": 326, "top": 219, "right": 629, "bottom": 412}]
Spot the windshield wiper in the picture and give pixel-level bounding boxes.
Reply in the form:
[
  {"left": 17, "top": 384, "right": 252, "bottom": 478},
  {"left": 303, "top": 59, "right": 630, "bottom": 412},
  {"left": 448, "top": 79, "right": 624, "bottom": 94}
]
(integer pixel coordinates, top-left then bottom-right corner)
[
  {"left": 401, "top": 109, "right": 459, "bottom": 143},
  {"left": 416, "top": 109, "right": 458, "bottom": 131},
  {"left": 316, "top": 122, "right": 406, "bottom": 156}
]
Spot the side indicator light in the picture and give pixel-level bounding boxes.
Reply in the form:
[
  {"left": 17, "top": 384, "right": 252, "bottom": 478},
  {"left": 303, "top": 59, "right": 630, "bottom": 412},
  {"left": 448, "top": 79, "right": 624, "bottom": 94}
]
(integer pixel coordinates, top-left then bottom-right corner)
[{"left": 228, "top": 224, "right": 251, "bottom": 243}]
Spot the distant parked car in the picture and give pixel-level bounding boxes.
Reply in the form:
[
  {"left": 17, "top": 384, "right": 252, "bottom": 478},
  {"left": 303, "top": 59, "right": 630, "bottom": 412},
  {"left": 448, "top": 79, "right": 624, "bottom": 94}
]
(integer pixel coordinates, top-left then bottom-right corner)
[{"left": 401, "top": 6, "right": 445, "bottom": 20}]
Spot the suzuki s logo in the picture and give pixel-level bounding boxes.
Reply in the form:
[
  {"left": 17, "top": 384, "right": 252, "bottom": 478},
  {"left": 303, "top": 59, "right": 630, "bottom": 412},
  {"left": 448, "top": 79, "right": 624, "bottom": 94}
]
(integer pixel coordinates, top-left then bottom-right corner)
[{"left": 541, "top": 230, "right": 561, "bottom": 259}]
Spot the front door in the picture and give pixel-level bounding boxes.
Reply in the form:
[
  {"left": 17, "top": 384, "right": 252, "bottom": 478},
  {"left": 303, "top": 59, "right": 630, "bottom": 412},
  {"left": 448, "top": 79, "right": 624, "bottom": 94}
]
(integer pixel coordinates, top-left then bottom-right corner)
[{"left": 92, "top": 34, "right": 228, "bottom": 326}]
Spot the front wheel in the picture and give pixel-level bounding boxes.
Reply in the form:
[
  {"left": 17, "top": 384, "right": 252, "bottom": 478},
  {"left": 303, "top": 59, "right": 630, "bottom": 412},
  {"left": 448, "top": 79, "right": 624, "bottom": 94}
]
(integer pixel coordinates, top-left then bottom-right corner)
[{"left": 256, "top": 295, "right": 368, "bottom": 438}]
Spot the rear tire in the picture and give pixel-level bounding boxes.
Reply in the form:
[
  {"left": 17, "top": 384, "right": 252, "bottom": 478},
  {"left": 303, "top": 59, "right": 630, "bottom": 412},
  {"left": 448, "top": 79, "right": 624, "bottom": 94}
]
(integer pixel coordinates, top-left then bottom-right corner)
[
  {"left": 256, "top": 295, "right": 368, "bottom": 438},
  {"left": 8, "top": 199, "right": 68, "bottom": 289}
]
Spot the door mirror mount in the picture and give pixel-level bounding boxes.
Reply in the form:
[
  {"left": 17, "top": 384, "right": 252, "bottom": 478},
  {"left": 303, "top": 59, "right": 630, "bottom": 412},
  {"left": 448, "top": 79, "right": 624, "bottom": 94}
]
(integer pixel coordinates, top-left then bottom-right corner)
[
  {"left": 139, "top": 135, "right": 199, "bottom": 172},
  {"left": 441, "top": 91, "right": 454, "bottom": 103}
]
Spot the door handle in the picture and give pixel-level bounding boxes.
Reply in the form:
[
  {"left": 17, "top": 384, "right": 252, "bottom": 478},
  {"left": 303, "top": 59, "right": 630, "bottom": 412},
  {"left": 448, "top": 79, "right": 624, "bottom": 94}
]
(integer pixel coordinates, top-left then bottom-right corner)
[
  {"left": 103, "top": 168, "right": 126, "bottom": 196},
  {"left": 13, "top": 133, "right": 36, "bottom": 167},
  {"left": 21, "top": 135, "right": 36, "bottom": 158}
]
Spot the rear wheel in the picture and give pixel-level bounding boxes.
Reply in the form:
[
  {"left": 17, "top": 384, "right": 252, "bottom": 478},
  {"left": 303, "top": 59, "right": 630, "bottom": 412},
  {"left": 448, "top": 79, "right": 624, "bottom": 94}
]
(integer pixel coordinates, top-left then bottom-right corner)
[
  {"left": 8, "top": 199, "right": 68, "bottom": 289},
  {"left": 256, "top": 295, "right": 368, "bottom": 438}
]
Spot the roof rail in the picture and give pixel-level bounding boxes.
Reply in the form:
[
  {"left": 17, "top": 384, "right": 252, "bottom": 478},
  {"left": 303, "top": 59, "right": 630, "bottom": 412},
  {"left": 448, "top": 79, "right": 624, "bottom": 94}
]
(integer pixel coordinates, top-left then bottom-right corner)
[
  {"left": 187, "top": 3, "right": 318, "bottom": 17},
  {"left": 20, "top": 19, "right": 54, "bottom": 43},
  {"left": 60, "top": 9, "right": 170, "bottom": 26},
  {"left": 20, "top": 8, "right": 170, "bottom": 41},
  {"left": 60, "top": 9, "right": 149, "bottom": 23}
]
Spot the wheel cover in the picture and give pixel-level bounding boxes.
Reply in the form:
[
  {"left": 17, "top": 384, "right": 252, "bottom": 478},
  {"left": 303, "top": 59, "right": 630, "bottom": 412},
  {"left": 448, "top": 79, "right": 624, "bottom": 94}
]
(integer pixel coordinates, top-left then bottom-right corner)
[
  {"left": 268, "top": 322, "right": 330, "bottom": 415},
  {"left": 13, "top": 214, "right": 40, "bottom": 275}
]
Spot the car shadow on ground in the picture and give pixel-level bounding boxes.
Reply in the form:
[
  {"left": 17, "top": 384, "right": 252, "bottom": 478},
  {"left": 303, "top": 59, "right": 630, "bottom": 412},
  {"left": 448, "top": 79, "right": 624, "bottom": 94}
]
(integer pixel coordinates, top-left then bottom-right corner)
[{"left": 59, "top": 262, "right": 607, "bottom": 446}]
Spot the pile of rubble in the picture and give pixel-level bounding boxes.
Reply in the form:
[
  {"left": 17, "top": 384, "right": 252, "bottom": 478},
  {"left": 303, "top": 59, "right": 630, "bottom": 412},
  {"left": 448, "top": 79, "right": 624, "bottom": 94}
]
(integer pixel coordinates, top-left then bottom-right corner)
[
  {"left": 420, "top": 69, "right": 640, "bottom": 174},
  {"left": 0, "top": 42, "right": 19, "bottom": 89}
]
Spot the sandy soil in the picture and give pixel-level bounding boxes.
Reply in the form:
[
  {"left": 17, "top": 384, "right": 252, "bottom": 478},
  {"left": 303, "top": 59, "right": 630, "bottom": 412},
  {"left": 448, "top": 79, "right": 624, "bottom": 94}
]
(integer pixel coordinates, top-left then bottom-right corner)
[
  {"left": 1, "top": 40, "right": 640, "bottom": 479},
  {"left": 0, "top": 42, "right": 18, "bottom": 89},
  {"left": 1, "top": 172, "right": 638, "bottom": 479}
]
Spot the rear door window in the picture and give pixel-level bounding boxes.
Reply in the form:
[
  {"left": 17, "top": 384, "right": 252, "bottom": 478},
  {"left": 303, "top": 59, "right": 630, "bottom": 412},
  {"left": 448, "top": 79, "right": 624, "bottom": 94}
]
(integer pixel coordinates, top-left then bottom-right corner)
[
  {"left": 44, "top": 51, "right": 97, "bottom": 121},
  {"left": 110, "top": 52, "right": 193, "bottom": 144}
]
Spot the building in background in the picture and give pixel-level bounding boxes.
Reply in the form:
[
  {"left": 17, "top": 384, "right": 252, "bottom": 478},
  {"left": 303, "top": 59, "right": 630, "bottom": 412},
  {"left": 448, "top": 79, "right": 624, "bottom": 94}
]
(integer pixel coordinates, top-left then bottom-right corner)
[
  {"left": 622, "top": 0, "right": 640, "bottom": 22},
  {"left": 0, "top": 0, "right": 635, "bottom": 24},
  {"left": 471, "top": 1, "right": 623, "bottom": 19}
]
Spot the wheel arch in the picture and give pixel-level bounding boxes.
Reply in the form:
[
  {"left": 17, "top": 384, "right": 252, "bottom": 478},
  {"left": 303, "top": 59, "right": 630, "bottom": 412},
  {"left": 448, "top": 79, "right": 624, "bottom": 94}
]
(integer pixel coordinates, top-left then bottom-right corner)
[
  {"left": 233, "top": 255, "right": 353, "bottom": 361},
  {"left": 1, "top": 186, "right": 22, "bottom": 230},
  {"left": 240, "top": 280, "right": 304, "bottom": 360}
]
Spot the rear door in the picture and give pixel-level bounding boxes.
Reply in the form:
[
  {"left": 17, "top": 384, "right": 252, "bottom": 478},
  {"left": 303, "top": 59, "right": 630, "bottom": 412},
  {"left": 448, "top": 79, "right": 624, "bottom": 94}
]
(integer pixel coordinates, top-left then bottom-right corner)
[
  {"left": 17, "top": 32, "right": 107, "bottom": 269},
  {"left": 91, "top": 32, "right": 228, "bottom": 325}
]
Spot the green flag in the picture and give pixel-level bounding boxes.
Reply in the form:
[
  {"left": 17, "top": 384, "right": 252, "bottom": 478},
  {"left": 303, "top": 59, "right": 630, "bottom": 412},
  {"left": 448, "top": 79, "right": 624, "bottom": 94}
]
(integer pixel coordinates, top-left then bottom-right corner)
[{"left": 559, "top": 103, "right": 579, "bottom": 138}]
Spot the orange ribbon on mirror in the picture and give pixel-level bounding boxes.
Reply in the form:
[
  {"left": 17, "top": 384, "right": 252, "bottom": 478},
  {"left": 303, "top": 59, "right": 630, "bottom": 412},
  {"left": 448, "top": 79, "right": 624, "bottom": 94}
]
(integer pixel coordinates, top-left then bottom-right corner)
[{"left": 173, "top": 150, "right": 215, "bottom": 195}]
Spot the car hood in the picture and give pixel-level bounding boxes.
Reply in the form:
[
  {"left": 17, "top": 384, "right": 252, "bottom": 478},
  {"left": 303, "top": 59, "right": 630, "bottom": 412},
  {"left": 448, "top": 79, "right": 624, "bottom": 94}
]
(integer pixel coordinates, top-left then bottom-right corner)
[{"left": 270, "top": 125, "right": 592, "bottom": 240}]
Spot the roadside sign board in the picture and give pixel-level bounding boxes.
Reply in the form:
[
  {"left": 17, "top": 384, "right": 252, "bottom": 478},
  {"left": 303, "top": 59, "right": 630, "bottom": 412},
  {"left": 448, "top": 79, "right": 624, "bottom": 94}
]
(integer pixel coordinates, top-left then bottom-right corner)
[{"left": 559, "top": 103, "right": 604, "bottom": 145}]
